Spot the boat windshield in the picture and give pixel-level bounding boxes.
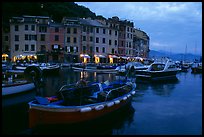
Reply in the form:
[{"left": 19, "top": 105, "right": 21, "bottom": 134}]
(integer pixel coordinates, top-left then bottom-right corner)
[{"left": 151, "top": 64, "right": 165, "bottom": 71}]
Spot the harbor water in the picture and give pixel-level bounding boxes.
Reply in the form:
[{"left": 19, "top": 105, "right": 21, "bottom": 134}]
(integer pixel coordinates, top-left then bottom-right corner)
[{"left": 2, "top": 68, "right": 202, "bottom": 135}]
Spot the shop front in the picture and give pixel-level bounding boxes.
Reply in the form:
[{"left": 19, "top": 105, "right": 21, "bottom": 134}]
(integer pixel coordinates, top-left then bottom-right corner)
[
  {"left": 80, "top": 54, "right": 90, "bottom": 63},
  {"left": 2, "top": 53, "right": 9, "bottom": 62},
  {"left": 94, "top": 54, "right": 106, "bottom": 64}
]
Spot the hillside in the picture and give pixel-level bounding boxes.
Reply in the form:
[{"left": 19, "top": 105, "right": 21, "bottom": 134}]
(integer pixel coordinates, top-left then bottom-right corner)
[
  {"left": 2, "top": 2, "right": 100, "bottom": 29},
  {"left": 149, "top": 50, "right": 202, "bottom": 61}
]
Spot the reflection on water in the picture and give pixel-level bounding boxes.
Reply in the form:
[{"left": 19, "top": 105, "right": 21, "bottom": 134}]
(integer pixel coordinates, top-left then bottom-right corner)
[{"left": 2, "top": 68, "right": 202, "bottom": 135}]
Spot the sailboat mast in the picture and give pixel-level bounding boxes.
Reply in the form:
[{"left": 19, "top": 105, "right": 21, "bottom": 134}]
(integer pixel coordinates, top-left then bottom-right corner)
[{"left": 184, "top": 44, "right": 187, "bottom": 62}]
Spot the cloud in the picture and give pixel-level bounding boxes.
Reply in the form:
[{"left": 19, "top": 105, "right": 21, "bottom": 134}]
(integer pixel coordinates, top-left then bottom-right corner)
[{"left": 76, "top": 2, "right": 202, "bottom": 55}]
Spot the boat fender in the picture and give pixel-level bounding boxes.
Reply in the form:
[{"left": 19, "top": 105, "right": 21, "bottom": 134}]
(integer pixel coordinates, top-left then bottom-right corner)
[
  {"left": 80, "top": 107, "right": 92, "bottom": 112},
  {"left": 106, "top": 102, "right": 114, "bottom": 107},
  {"left": 114, "top": 100, "right": 120, "bottom": 104},
  {"left": 127, "top": 94, "right": 131, "bottom": 98},
  {"left": 123, "top": 96, "right": 127, "bottom": 100},
  {"left": 95, "top": 105, "right": 104, "bottom": 111},
  {"left": 131, "top": 91, "right": 136, "bottom": 95}
]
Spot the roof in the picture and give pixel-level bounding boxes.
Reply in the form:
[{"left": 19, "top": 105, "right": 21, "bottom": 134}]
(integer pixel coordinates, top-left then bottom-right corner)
[{"left": 79, "top": 18, "right": 105, "bottom": 27}]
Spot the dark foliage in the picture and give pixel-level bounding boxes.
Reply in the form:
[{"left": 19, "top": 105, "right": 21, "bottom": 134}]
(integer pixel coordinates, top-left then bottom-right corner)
[{"left": 2, "top": 2, "right": 99, "bottom": 28}]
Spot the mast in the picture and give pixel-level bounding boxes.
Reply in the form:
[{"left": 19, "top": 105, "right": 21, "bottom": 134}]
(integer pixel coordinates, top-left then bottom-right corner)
[{"left": 184, "top": 44, "right": 187, "bottom": 62}]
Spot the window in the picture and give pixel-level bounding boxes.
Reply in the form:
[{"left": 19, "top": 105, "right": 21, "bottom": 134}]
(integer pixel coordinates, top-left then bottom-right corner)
[
  {"left": 96, "top": 47, "right": 99, "bottom": 53},
  {"left": 70, "top": 46, "right": 73, "bottom": 52},
  {"left": 83, "top": 46, "right": 86, "bottom": 52},
  {"left": 83, "top": 26, "right": 86, "bottom": 32},
  {"left": 115, "top": 31, "right": 117, "bottom": 36},
  {"left": 83, "top": 36, "right": 86, "bottom": 41},
  {"left": 25, "top": 34, "right": 29, "bottom": 40},
  {"left": 96, "top": 37, "right": 99, "bottom": 43},
  {"left": 25, "top": 25, "right": 28, "bottom": 30},
  {"left": 109, "top": 40, "right": 112, "bottom": 45},
  {"left": 25, "top": 44, "right": 29, "bottom": 51},
  {"left": 103, "top": 28, "right": 106, "bottom": 34},
  {"left": 90, "top": 27, "right": 93, "bottom": 33},
  {"left": 15, "top": 25, "right": 19, "bottom": 31},
  {"left": 103, "top": 38, "right": 105, "bottom": 44},
  {"left": 90, "top": 36, "right": 93, "bottom": 42},
  {"left": 29, "top": 35, "right": 37, "bottom": 41},
  {"left": 4, "top": 36, "right": 8, "bottom": 41},
  {"left": 109, "top": 30, "right": 112, "bottom": 35},
  {"left": 55, "top": 27, "right": 59, "bottom": 32},
  {"left": 40, "top": 34, "right": 45, "bottom": 41},
  {"left": 15, "top": 44, "right": 19, "bottom": 51},
  {"left": 96, "top": 28, "right": 99, "bottom": 33},
  {"left": 67, "top": 28, "right": 70, "bottom": 33},
  {"left": 39, "top": 26, "right": 47, "bottom": 32},
  {"left": 115, "top": 40, "right": 117, "bottom": 46},
  {"left": 74, "top": 37, "right": 77, "bottom": 43},
  {"left": 31, "top": 25, "right": 35, "bottom": 31},
  {"left": 31, "top": 45, "right": 35, "bottom": 51},
  {"left": 112, "top": 48, "right": 114, "bottom": 54},
  {"left": 55, "top": 35, "right": 59, "bottom": 41},
  {"left": 73, "top": 28, "right": 77, "bottom": 34},
  {"left": 40, "top": 45, "right": 46, "bottom": 51},
  {"left": 15, "top": 35, "right": 19, "bottom": 41},
  {"left": 67, "top": 37, "right": 70, "bottom": 43},
  {"left": 102, "top": 47, "right": 105, "bottom": 53}
]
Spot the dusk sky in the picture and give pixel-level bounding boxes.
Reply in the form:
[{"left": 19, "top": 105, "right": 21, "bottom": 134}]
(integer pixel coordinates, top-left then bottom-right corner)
[{"left": 76, "top": 2, "right": 202, "bottom": 56}]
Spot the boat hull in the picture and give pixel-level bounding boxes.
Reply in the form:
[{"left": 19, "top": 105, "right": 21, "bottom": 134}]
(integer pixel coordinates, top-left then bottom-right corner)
[
  {"left": 135, "top": 70, "right": 178, "bottom": 81},
  {"left": 2, "top": 82, "right": 35, "bottom": 96},
  {"left": 191, "top": 67, "right": 202, "bottom": 73},
  {"left": 29, "top": 92, "right": 135, "bottom": 128}
]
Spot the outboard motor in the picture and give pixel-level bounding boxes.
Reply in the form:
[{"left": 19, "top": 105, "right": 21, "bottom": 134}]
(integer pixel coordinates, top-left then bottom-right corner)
[{"left": 24, "top": 66, "right": 45, "bottom": 96}]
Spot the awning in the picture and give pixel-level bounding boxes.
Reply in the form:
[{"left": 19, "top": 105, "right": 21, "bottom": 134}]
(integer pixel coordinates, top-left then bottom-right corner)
[
  {"left": 121, "top": 56, "right": 128, "bottom": 59},
  {"left": 2, "top": 54, "right": 8, "bottom": 57},
  {"left": 134, "top": 57, "right": 143, "bottom": 60},
  {"left": 95, "top": 55, "right": 106, "bottom": 58},
  {"left": 80, "top": 54, "right": 90, "bottom": 58},
  {"left": 109, "top": 55, "right": 118, "bottom": 58},
  {"left": 15, "top": 54, "right": 36, "bottom": 58}
]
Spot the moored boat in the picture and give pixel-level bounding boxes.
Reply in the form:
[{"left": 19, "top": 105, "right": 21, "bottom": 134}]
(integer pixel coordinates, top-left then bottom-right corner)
[
  {"left": 191, "top": 62, "right": 202, "bottom": 73},
  {"left": 135, "top": 58, "right": 180, "bottom": 82},
  {"left": 115, "top": 62, "right": 149, "bottom": 76},
  {"left": 2, "top": 80, "right": 35, "bottom": 96},
  {"left": 28, "top": 80, "right": 136, "bottom": 129}
]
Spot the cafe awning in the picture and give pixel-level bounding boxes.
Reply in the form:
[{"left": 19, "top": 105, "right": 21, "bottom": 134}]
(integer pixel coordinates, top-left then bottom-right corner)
[
  {"left": 109, "top": 55, "right": 119, "bottom": 58},
  {"left": 95, "top": 54, "right": 106, "bottom": 58},
  {"left": 80, "top": 54, "right": 90, "bottom": 58}
]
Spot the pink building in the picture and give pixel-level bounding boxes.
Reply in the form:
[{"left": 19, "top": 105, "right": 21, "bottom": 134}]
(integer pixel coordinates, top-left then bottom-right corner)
[{"left": 48, "top": 23, "right": 65, "bottom": 63}]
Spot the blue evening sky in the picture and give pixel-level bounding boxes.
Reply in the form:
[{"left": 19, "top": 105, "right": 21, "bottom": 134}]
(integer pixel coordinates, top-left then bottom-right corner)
[{"left": 76, "top": 2, "right": 202, "bottom": 56}]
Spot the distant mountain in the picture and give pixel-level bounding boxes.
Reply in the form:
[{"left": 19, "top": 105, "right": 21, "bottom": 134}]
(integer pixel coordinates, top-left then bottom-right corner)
[{"left": 149, "top": 50, "right": 202, "bottom": 61}]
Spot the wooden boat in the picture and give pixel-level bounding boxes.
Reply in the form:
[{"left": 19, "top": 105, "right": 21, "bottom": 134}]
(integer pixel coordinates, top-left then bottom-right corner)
[
  {"left": 2, "top": 80, "right": 35, "bottom": 96},
  {"left": 135, "top": 58, "right": 180, "bottom": 81},
  {"left": 28, "top": 80, "right": 136, "bottom": 128}
]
